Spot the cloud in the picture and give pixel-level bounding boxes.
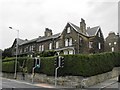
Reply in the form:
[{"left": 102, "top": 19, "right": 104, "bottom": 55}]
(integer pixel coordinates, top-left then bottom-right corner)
[{"left": 0, "top": 0, "right": 118, "bottom": 49}]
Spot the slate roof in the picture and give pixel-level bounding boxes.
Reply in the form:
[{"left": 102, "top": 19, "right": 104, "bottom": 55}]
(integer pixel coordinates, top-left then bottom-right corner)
[
  {"left": 86, "top": 26, "right": 100, "bottom": 36},
  {"left": 11, "top": 38, "right": 25, "bottom": 47},
  {"left": 18, "top": 38, "right": 26, "bottom": 45},
  {"left": 17, "top": 33, "right": 61, "bottom": 46},
  {"left": 68, "top": 22, "right": 82, "bottom": 33},
  {"left": 14, "top": 22, "right": 100, "bottom": 46},
  {"left": 37, "top": 33, "right": 61, "bottom": 42},
  {"left": 19, "top": 38, "right": 38, "bottom": 45}
]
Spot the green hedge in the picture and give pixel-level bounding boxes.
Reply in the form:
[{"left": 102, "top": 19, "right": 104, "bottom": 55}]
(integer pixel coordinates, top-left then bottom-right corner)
[
  {"left": 26, "top": 57, "right": 55, "bottom": 76},
  {"left": 2, "top": 57, "right": 29, "bottom": 73},
  {"left": 2, "top": 52, "right": 120, "bottom": 77},
  {"left": 2, "top": 61, "right": 15, "bottom": 73}
]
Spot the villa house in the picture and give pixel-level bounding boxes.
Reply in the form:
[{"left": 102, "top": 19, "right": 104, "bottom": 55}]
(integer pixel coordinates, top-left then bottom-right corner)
[{"left": 11, "top": 18, "right": 104, "bottom": 56}]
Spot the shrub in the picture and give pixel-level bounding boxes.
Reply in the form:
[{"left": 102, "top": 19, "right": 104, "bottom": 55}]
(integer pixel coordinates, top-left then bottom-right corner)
[
  {"left": 2, "top": 52, "right": 120, "bottom": 77},
  {"left": 38, "top": 50, "right": 56, "bottom": 57},
  {"left": 2, "top": 61, "right": 15, "bottom": 73}
]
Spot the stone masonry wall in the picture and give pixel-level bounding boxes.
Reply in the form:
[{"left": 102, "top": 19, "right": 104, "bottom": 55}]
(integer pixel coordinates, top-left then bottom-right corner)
[{"left": 2, "top": 67, "right": 120, "bottom": 88}]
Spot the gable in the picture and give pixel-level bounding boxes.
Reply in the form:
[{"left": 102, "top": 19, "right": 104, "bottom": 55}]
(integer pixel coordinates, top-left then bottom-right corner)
[{"left": 11, "top": 38, "right": 26, "bottom": 47}]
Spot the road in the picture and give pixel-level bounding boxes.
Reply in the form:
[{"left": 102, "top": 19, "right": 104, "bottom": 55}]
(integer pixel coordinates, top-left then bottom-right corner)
[
  {"left": 102, "top": 82, "right": 120, "bottom": 90},
  {"left": 1, "top": 77, "right": 59, "bottom": 90}
]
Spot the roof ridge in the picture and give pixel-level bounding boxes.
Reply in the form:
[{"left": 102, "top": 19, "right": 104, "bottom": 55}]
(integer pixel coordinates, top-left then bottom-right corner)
[{"left": 68, "top": 22, "right": 80, "bottom": 28}]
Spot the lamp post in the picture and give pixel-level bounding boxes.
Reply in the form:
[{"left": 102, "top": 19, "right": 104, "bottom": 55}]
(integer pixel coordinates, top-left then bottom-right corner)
[{"left": 9, "top": 27, "right": 19, "bottom": 79}]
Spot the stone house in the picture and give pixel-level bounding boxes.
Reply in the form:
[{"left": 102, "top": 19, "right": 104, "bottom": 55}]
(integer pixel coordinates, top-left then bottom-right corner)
[
  {"left": 11, "top": 18, "right": 104, "bottom": 56},
  {"left": 105, "top": 32, "right": 120, "bottom": 52}
]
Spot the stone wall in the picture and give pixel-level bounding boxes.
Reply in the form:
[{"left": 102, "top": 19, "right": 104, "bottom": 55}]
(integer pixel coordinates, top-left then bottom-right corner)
[{"left": 2, "top": 67, "right": 120, "bottom": 88}]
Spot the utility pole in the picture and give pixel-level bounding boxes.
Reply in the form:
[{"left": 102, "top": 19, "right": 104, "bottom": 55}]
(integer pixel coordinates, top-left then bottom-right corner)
[{"left": 9, "top": 27, "right": 19, "bottom": 79}]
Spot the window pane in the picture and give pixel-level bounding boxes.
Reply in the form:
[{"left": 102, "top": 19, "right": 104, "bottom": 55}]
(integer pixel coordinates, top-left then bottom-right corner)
[
  {"left": 39, "top": 45, "right": 41, "bottom": 51},
  {"left": 64, "top": 50, "right": 68, "bottom": 55},
  {"left": 49, "top": 43, "right": 52, "bottom": 50},
  {"left": 98, "top": 43, "right": 101, "bottom": 49},
  {"left": 112, "top": 47, "right": 114, "bottom": 52},
  {"left": 67, "top": 27, "right": 70, "bottom": 33},
  {"left": 42, "top": 45, "right": 44, "bottom": 51},
  {"left": 69, "top": 50, "right": 73, "bottom": 54},
  {"left": 69, "top": 38, "right": 72, "bottom": 46},
  {"left": 109, "top": 43, "right": 111, "bottom": 46},
  {"left": 114, "top": 42, "right": 117, "bottom": 45},
  {"left": 65, "top": 39, "right": 68, "bottom": 46},
  {"left": 56, "top": 41, "right": 59, "bottom": 48},
  {"left": 98, "top": 32, "right": 101, "bottom": 37},
  {"left": 89, "top": 42, "right": 93, "bottom": 48}
]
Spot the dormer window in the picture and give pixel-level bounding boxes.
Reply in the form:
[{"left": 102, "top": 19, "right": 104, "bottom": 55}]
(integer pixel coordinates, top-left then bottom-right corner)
[{"left": 67, "top": 27, "right": 71, "bottom": 33}]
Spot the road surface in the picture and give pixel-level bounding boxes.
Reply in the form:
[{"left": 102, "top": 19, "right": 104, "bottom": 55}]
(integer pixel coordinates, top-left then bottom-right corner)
[{"left": 1, "top": 77, "right": 59, "bottom": 90}]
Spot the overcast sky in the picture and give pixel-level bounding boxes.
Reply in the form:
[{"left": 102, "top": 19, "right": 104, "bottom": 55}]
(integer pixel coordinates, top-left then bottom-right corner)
[{"left": 0, "top": 0, "right": 119, "bottom": 50}]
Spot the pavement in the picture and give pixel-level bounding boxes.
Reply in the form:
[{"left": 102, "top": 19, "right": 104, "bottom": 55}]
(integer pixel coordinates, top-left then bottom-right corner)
[
  {"left": 89, "top": 76, "right": 119, "bottom": 89},
  {"left": 2, "top": 77, "right": 73, "bottom": 89},
  {"left": 1, "top": 76, "right": 119, "bottom": 89}
]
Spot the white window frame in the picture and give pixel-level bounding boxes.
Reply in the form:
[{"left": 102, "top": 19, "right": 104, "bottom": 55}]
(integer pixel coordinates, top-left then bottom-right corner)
[
  {"left": 67, "top": 27, "right": 71, "bottom": 33},
  {"left": 49, "top": 43, "right": 52, "bottom": 50},
  {"left": 69, "top": 38, "right": 72, "bottom": 46},
  {"left": 65, "top": 39, "right": 68, "bottom": 46},
  {"left": 98, "top": 32, "right": 101, "bottom": 37},
  {"left": 98, "top": 42, "right": 101, "bottom": 49},
  {"left": 64, "top": 50, "right": 68, "bottom": 55},
  {"left": 31, "top": 45, "right": 34, "bottom": 51},
  {"left": 114, "top": 42, "right": 117, "bottom": 45},
  {"left": 56, "top": 41, "right": 59, "bottom": 49},
  {"left": 69, "top": 50, "right": 73, "bottom": 54},
  {"left": 39, "top": 45, "right": 42, "bottom": 51},
  {"left": 109, "top": 43, "right": 111, "bottom": 46},
  {"left": 112, "top": 47, "right": 114, "bottom": 52},
  {"left": 41, "top": 45, "right": 44, "bottom": 51},
  {"left": 89, "top": 41, "right": 93, "bottom": 48}
]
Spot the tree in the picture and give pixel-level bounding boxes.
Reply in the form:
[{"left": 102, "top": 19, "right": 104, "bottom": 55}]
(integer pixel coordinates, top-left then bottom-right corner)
[{"left": 2, "top": 48, "right": 12, "bottom": 59}]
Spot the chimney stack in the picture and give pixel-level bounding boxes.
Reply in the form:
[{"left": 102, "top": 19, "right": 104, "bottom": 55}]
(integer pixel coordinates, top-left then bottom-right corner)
[
  {"left": 80, "top": 18, "right": 86, "bottom": 34},
  {"left": 45, "top": 28, "right": 53, "bottom": 37}
]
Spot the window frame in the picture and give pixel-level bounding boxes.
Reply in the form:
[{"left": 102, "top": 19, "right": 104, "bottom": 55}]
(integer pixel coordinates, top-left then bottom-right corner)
[
  {"left": 49, "top": 43, "right": 52, "bottom": 50},
  {"left": 67, "top": 27, "right": 71, "bottom": 33},
  {"left": 55, "top": 41, "right": 59, "bottom": 49}
]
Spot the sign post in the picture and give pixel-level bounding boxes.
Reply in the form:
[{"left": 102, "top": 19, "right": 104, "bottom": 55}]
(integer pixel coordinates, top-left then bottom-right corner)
[
  {"left": 54, "top": 54, "right": 64, "bottom": 87},
  {"left": 32, "top": 56, "right": 40, "bottom": 83}
]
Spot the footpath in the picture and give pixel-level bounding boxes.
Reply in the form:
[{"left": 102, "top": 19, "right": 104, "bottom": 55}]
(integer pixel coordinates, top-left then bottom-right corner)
[
  {"left": 3, "top": 76, "right": 118, "bottom": 89},
  {"left": 88, "top": 76, "right": 118, "bottom": 89}
]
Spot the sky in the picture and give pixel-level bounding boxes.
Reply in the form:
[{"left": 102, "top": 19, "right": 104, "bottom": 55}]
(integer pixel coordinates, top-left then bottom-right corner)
[{"left": 0, "top": 0, "right": 119, "bottom": 50}]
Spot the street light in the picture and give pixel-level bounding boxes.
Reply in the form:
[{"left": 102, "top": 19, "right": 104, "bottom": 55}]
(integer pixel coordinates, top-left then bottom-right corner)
[{"left": 9, "top": 27, "right": 19, "bottom": 79}]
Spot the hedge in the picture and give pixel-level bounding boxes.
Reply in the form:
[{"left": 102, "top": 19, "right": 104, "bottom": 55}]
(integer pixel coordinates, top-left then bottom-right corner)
[
  {"left": 26, "top": 57, "right": 55, "bottom": 76},
  {"left": 2, "top": 61, "right": 15, "bottom": 73},
  {"left": 2, "top": 52, "right": 120, "bottom": 77},
  {"left": 2, "top": 57, "right": 29, "bottom": 72}
]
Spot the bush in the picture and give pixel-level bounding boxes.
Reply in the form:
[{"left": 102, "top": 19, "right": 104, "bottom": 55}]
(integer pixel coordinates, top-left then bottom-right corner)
[
  {"left": 2, "top": 52, "right": 120, "bottom": 77},
  {"left": 2, "top": 61, "right": 15, "bottom": 73},
  {"left": 26, "top": 57, "right": 55, "bottom": 76},
  {"left": 38, "top": 50, "right": 56, "bottom": 57},
  {"left": 2, "top": 57, "right": 29, "bottom": 73}
]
